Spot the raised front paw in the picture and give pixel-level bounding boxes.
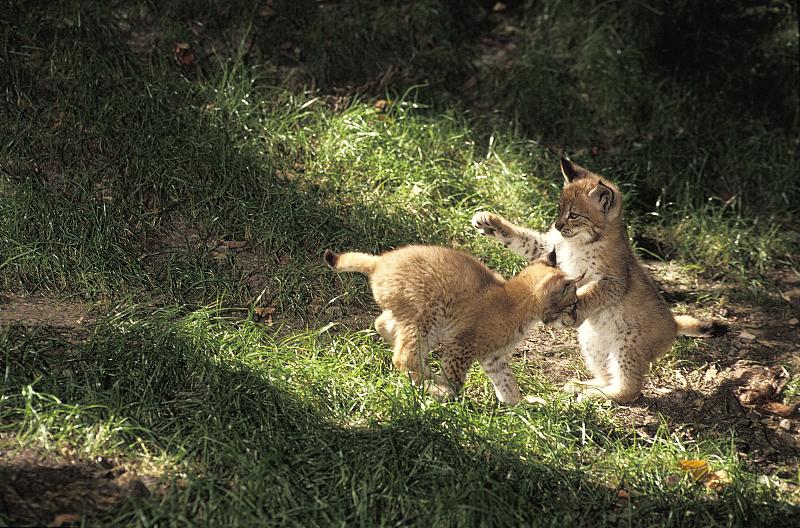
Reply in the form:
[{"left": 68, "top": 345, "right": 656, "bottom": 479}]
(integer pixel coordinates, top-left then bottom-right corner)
[{"left": 471, "top": 211, "right": 512, "bottom": 239}]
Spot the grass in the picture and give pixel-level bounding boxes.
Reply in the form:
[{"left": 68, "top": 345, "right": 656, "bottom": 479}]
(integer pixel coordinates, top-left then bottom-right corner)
[
  {"left": 0, "top": 0, "right": 798, "bottom": 526},
  {"left": 3, "top": 308, "right": 797, "bottom": 526}
]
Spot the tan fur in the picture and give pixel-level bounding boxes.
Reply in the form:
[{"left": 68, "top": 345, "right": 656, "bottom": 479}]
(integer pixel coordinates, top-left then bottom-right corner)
[
  {"left": 472, "top": 159, "right": 725, "bottom": 403},
  {"left": 325, "top": 245, "right": 578, "bottom": 404}
]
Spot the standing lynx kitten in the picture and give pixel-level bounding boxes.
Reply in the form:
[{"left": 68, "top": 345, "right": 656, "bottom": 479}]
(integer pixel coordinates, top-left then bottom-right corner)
[
  {"left": 472, "top": 159, "right": 725, "bottom": 403},
  {"left": 324, "top": 245, "right": 579, "bottom": 404}
]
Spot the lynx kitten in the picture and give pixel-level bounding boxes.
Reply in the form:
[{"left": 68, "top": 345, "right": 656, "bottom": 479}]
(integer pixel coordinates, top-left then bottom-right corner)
[
  {"left": 325, "top": 245, "right": 579, "bottom": 404},
  {"left": 473, "top": 159, "right": 725, "bottom": 403}
]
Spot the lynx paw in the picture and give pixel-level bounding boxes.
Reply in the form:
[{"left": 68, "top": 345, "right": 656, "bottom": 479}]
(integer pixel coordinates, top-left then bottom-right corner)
[
  {"left": 562, "top": 379, "right": 585, "bottom": 394},
  {"left": 523, "top": 394, "right": 547, "bottom": 406},
  {"left": 471, "top": 211, "right": 511, "bottom": 239},
  {"left": 423, "top": 380, "right": 456, "bottom": 401},
  {"left": 562, "top": 378, "right": 603, "bottom": 394},
  {"left": 563, "top": 381, "right": 640, "bottom": 403}
]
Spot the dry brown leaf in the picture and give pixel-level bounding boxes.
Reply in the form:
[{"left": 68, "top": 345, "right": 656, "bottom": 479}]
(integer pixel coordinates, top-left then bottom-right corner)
[
  {"left": 616, "top": 489, "right": 629, "bottom": 500},
  {"left": 780, "top": 288, "right": 800, "bottom": 302},
  {"left": 373, "top": 99, "right": 391, "bottom": 112},
  {"left": 678, "top": 460, "right": 731, "bottom": 491},
  {"left": 704, "top": 470, "right": 732, "bottom": 491},
  {"left": 664, "top": 474, "right": 681, "bottom": 487},
  {"left": 762, "top": 400, "right": 800, "bottom": 418},
  {"left": 173, "top": 42, "right": 196, "bottom": 65},
  {"left": 254, "top": 306, "right": 276, "bottom": 325},
  {"left": 48, "top": 513, "right": 81, "bottom": 527}
]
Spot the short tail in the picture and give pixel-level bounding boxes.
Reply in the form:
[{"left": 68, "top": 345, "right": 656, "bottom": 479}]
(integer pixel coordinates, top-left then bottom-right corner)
[
  {"left": 674, "top": 314, "right": 728, "bottom": 337},
  {"left": 324, "top": 250, "right": 379, "bottom": 275}
]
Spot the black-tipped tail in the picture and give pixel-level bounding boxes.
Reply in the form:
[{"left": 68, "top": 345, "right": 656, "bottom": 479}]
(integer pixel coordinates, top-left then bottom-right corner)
[
  {"left": 675, "top": 314, "right": 728, "bottom": 337},
  {"left": 700, "top": 320, "right": 728, "bottom": 337},
  {"left": 324, "top": 249, "right": 339, "bottom": 268}
]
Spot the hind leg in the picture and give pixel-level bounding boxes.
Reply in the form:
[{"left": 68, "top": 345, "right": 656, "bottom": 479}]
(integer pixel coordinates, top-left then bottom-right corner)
[
  {"left": 374, "top": 310, "right": 396, "bottom": 345},
  {"left": 563, "top": 339, "right": 611, "bottom": 394},
  {"left": 391, "top": 324, "right": 431, "bottom": 386},
  {"left": 573, "top": 345, "right": 645, "bottom": 403}
]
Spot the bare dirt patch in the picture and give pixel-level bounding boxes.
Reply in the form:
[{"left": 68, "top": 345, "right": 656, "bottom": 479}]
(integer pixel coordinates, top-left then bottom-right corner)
[
  {"left": 0, "top": 294, "right": 94, "bottom": 341},
  {"left": 0, "top": 446, "right": 152, "bottom": 526},
  {"left": 515, "top": 260, "right": 800, "bottom": 475}
]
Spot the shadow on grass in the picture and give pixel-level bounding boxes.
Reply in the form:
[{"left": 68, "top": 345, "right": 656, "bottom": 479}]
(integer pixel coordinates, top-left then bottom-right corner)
[{"left": 2, "top": 315, "right": 796, "bottom": 526}]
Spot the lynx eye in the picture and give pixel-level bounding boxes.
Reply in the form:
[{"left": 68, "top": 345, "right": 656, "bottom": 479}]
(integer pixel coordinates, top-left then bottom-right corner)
[{"left": 568, "top": 212, "right": 579, "bottom": 220}]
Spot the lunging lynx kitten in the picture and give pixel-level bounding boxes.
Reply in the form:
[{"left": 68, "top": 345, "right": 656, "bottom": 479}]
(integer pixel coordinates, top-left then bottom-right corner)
[
  {"left": 324, "top": 245, "right": 579, "bottom": 404},
  {"left": 473, "top": 159, "right": 726, "bottom": 403}
]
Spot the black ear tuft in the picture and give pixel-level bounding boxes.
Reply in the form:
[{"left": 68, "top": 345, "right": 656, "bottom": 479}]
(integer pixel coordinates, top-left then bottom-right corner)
[
  {"left": 546, "top": 247, "right": 557, "bottom": 267},
  {"left": 560, "top": 158, "right": 587, "bottom": 184}
]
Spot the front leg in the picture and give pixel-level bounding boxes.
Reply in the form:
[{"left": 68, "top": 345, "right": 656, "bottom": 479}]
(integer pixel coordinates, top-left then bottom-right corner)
[
  {"left": 573, "top": 276, "right": 626, "bottom": 323},
  {"left": 479, "top": 353, "right": 523, "bottom": 404},
  {"left": 471, "top": 211, "right": 552, "bottom": 261},
  {"left": 551, "top": 276, "right": 626, "bottom": 328}
]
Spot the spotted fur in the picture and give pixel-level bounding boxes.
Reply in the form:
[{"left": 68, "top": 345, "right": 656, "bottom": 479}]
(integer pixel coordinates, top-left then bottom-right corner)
[
  {"left": 324, "top": 246, "right": 579, "bottom": 404},
  {"left": 472, "top": 159, "right": 726, "bottom": 403}
]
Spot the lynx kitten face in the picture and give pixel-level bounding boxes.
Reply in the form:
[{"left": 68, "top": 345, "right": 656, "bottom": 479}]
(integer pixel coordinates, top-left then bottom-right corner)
[
  {"left": 325, "top": 245, "right": 579, "bottom": 404},
  {"left": 472, "top": 159, "right": 726, "bottom": 403}
]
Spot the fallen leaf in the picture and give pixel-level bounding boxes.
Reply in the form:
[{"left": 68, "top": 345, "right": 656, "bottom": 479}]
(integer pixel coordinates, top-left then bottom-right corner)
[
  {"left": 373, "top": 99, "right": 391, "bottom": 112},
  {"left": 788, "top": 318, "right": 799, "bottom": 326},
  {"left": 735, "top": 365, "right": 787, "bottom": 406},
  {"left": 678, "top": 460, "right": 731, "bottom": 491},
  {"left": 493, "top": 2, "right": 507, "bottom": 12},
  {"left": 173, "top": 42, "right": 196, "bottom": 65},
  {"left": 664, "top": 474, "right": 681, "bottom": 487},
  {"left": 780, "top": 288, "right": 800, "bottom": 302},
  {"left": 254, "top": 306, "right": 276, "bottom": 325},
  {"left": 48, "top": 513, "right": 81, "bottom": 527},
  {"left": 761, "top": 400, "right": 799, "bottom": 418},
  {"left": 704, "top": 469, "right": 731, "bottom": 491},
  {"left": 616, "top": 489, "right": 629, "bottom": 500},
  {"left": 679, "top": 459, "right": 711, "bottom": 481},
  {"left": 738, "top": 331, "right": 757, "bottom": 340}
]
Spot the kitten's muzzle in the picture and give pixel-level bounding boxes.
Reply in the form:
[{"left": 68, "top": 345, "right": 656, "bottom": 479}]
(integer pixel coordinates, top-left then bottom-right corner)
[{"left": 555, "top": 221, "right": 574, "bottom": 238}]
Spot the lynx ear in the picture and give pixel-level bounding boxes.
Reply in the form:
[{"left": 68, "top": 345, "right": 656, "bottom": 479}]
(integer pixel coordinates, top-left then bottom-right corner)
[
  {"left": 560, "top": 158, "right": 588, "bottom": 184},
  {"left": 537, "top": 247, "right": 557, "bottom": 267},
  {"left": 545, "top": 247, "right": 557, "bottom": 267},
  {"left": 587, "top": 180, "right": 615, "bottom": 213}
]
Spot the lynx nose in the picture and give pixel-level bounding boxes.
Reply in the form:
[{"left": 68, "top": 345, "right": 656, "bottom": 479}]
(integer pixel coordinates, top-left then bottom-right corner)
[{"left": 554, "top": 219, "right": 565, "bottom": 232}]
